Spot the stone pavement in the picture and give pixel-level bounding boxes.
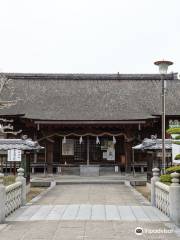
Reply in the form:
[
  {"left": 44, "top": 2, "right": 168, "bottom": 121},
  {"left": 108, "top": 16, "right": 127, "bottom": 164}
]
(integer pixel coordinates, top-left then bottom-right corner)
[
  {"left": 7, "top": 204, "right": 170, "bottom": 222},
  {"left": 1, "top": 220, "right": 180, "bottom": 240},
  {"left": 32, "top": 184, "right": 147, "bottom": 205},
  {"left": 1, "top": 182, "right": 180, "bottom": 240}
]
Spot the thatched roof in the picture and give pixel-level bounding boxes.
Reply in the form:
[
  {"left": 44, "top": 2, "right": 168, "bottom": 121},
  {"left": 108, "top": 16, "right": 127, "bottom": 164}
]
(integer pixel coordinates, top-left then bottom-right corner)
[{"left": 0, "top": 73, "right": 179, "bottom": 121}]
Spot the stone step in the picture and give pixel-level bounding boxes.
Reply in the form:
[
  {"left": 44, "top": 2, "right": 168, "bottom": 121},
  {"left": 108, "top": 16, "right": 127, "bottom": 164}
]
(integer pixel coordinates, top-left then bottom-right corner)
[{"left": 56, "top": 180, "right": 125, "bottom": 185}]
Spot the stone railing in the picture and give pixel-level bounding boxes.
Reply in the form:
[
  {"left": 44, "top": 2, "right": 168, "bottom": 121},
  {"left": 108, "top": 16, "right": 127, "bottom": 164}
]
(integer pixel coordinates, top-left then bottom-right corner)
[
  {"left": 5, "top": 181, "right": 22, "bottom": 217},
  {"left": 0, "top": 168, "right": 26, "bottom": 223},
  {"left": 155, "top": 181, "right": 170, "bottom": 216},
  {"left": 151, "top": 168, "right": 180, "bottom": 226}
]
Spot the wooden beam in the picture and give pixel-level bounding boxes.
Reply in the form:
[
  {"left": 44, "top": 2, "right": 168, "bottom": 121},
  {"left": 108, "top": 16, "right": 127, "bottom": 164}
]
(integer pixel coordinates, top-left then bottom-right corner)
[{"left": 35, "top": 120, "right": 147, "bottom": 125}]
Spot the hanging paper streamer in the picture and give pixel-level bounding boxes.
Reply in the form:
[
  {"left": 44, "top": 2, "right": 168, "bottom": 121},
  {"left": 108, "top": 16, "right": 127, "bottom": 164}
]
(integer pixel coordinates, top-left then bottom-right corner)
[
  {"left": 113, "top": 136, "right": 116, "bottom": 144},
  {"left": 79, "top": 136, "right": 83, "bottom": 144},
  {"left": 62, "top": 136, "right": 66, "bottom": 144},
  {"left": 96, "top": 136, "right": 100, "bottom": 144}
]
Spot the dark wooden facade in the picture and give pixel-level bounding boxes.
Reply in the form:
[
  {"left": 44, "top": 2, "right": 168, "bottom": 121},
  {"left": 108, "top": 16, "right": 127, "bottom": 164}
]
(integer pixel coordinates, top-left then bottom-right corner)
[
  {"left": 7, "top": 116, "right": 179, "bottom": 175},
  {"left": 12, "top": 117, "right": 163, "bottom": 174}
]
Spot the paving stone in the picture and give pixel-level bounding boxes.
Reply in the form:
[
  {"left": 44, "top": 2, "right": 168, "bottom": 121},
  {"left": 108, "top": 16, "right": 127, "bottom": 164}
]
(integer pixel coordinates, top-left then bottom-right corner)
[
  {"left": 105, "top": 205, "right": 120, "bottom": 220},
  {"left": 91, "top": 205, "right": 105, "bottom": 220},
  {"left": 76, "top": 204, "right": 92, "bottom": 220},
  {"left": 46, "top": 205, "right": 67, "bottom": 220},
  {"left": 30, "top": 205, "right": 53, "bottom": 221},
  {"left": 0, "top": 224, "right": 7, "bottom": 232},
  {"left": 118, "top": 206, "right": 136, "bottom": 221},
  {"left": 35, "top": 184, "right": 142, "bottom": 205},
  {"left": 1, "top": 220, "right": 179, "bottom": 240},
  {"left": 130, "top": 206, "right": 150, "bottom": 221},
  {"left": 15, "top": 205, "right": 41, "bottom": 221},
  {"left": 142, "top": 206, "right": 161, "bottom": 221},
  {"left": 5, "top": 204, "right": 172, "bottom": 222},
  {"left": 61, "top": 205, "right": 80, "bottom": 220},
  {"left": 6, "top": 206, "right": 29, "bottom": 221}
]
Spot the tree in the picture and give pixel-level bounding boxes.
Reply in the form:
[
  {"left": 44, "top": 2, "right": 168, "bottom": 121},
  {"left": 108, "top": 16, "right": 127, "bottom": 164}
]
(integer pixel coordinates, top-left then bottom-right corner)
[
  {"left": 167, "top": 127, "right": 180, "bottom": 162},
  {"left": 0, "top": 72, "right": 22, "bottom": 135},
  {"left": 0, "top": 72, "right": 22, "bottom": 172},
  {"left": 0, "top": 72, "right": 17, "bottom": 109}
]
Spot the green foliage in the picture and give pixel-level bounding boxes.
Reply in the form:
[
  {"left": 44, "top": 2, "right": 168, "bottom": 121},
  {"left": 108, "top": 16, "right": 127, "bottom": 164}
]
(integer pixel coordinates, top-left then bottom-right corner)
[
  {"left": 175, "top": 135, "right": 180, "bottom": 140},
  {"left": 172, "top": 141, "right": 180, "bottom": 145},
  {"left": 166, "top": 128, "right": 180, "bottom": 134},
  {"left": 3, "top": 175, "right": 16, "bottom": 186},
  {"left": 160, "top": 174, "right": 172, "bottom": 183},
  {"left": 166, "top": 165, "right": 180, "bottom": 174},
  {"left": 175, "top": 154, "right": 180, "bottom": 160}
]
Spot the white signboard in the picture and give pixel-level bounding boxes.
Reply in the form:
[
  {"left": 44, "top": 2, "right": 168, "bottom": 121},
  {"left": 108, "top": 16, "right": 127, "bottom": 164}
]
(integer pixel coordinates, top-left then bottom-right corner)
[
  {"left": 172, "top": 143, "right": 180, "bottom": 164},
  {"left": 156, "top": 151, "right": 171, "bottom": 158},
  {"left": 103, "top": 152, "right": 107, "bottom": 159},
  {"left": 62, "top": 139, "right": 74, "bottom": 156},
  {"left": 107, "top": 141, "right": 115, "bottom": 161},
  {"left": 8, "top": 149, "right": 22, "bottom": 162}
]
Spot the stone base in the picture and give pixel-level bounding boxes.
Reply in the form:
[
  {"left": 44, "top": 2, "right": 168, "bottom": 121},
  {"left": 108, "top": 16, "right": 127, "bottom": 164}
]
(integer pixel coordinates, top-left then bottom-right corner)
[
  {"left": 30, "top": 181, "right": 51, "bottom": 187},
  {"left": 80, "top": 165, "right": 100, "bottom": 177}
]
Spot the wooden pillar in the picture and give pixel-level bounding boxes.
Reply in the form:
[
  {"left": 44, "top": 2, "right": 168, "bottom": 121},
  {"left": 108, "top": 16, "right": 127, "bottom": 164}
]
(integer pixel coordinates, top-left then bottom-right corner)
[
  {"left": 87, "top": 136, "right": 90, "bottom": 165},
  {"left": 33, "top": 133, "right": 37, "bottom": 163},
  {"left": 21, "top": 153, "right": 30, "bottom": 183},
  {"left": 26, "top": 153, "right": 31, "bottom": 183},
  {"left": 46, "top": 141, "right": 54, "bottom": 174},
  {"left": 124, "top": 131, "right": 134, "bottom": 173},
  {"left": 124, "top": 141, "right": 133, "bottom": 173}
]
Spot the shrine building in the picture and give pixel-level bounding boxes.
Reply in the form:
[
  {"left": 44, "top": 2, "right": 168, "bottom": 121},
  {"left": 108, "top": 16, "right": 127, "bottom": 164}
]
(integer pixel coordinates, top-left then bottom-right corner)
[{"left": 0, "top": 72, "right": 180, "bottom": 175}]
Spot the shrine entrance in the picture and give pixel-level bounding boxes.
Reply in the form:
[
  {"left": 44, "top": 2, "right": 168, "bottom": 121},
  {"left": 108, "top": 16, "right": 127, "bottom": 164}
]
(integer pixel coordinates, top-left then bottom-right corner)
[
  {"left": 53, "top": 135, "right": 125, "bottom": 165},
  {"left": 35, "top": 132, "right": 128, "bottom": 175}
]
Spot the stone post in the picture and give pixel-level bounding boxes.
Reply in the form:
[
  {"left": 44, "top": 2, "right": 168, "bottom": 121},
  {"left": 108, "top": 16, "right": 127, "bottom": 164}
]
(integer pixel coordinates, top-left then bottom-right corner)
[
  {"left": 16, "top": 168, "right": 26, "bottom": 205},
  {"left": 169, "top": 172, "right": 180, "bottom": 226},
  {"left": 0, "top": 173, "right": 5, "bottom": 223},
  {"left": 151, "top": 168, "right": 160, "bottom": 206}
]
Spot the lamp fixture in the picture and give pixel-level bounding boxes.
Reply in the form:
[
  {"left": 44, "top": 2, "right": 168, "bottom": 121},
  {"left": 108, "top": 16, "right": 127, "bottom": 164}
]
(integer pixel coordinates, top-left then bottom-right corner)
[
  {"left": 154, "top": 60, "right": 173, "bottom": 74},
  {"left": 154, "top": 59, "right": 173, "bottom": 174}
]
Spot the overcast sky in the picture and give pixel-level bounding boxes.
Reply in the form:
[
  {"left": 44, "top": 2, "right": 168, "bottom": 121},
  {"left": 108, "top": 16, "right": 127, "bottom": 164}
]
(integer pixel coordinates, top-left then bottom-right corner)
[{"left": 0, "top": 0, "right": 179, "bottom": 74}]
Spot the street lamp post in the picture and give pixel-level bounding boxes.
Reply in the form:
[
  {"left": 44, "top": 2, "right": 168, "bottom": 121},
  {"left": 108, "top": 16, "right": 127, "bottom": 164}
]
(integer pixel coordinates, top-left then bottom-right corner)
[{"left": 154, "top": 60, "right": 173, "bottom": 174}]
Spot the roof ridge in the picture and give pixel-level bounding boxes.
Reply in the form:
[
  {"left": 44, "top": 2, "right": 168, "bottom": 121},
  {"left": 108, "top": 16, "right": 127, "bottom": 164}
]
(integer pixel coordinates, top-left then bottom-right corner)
[{"left": 3, "top": 72, "right": 178, "bottom": 80}]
